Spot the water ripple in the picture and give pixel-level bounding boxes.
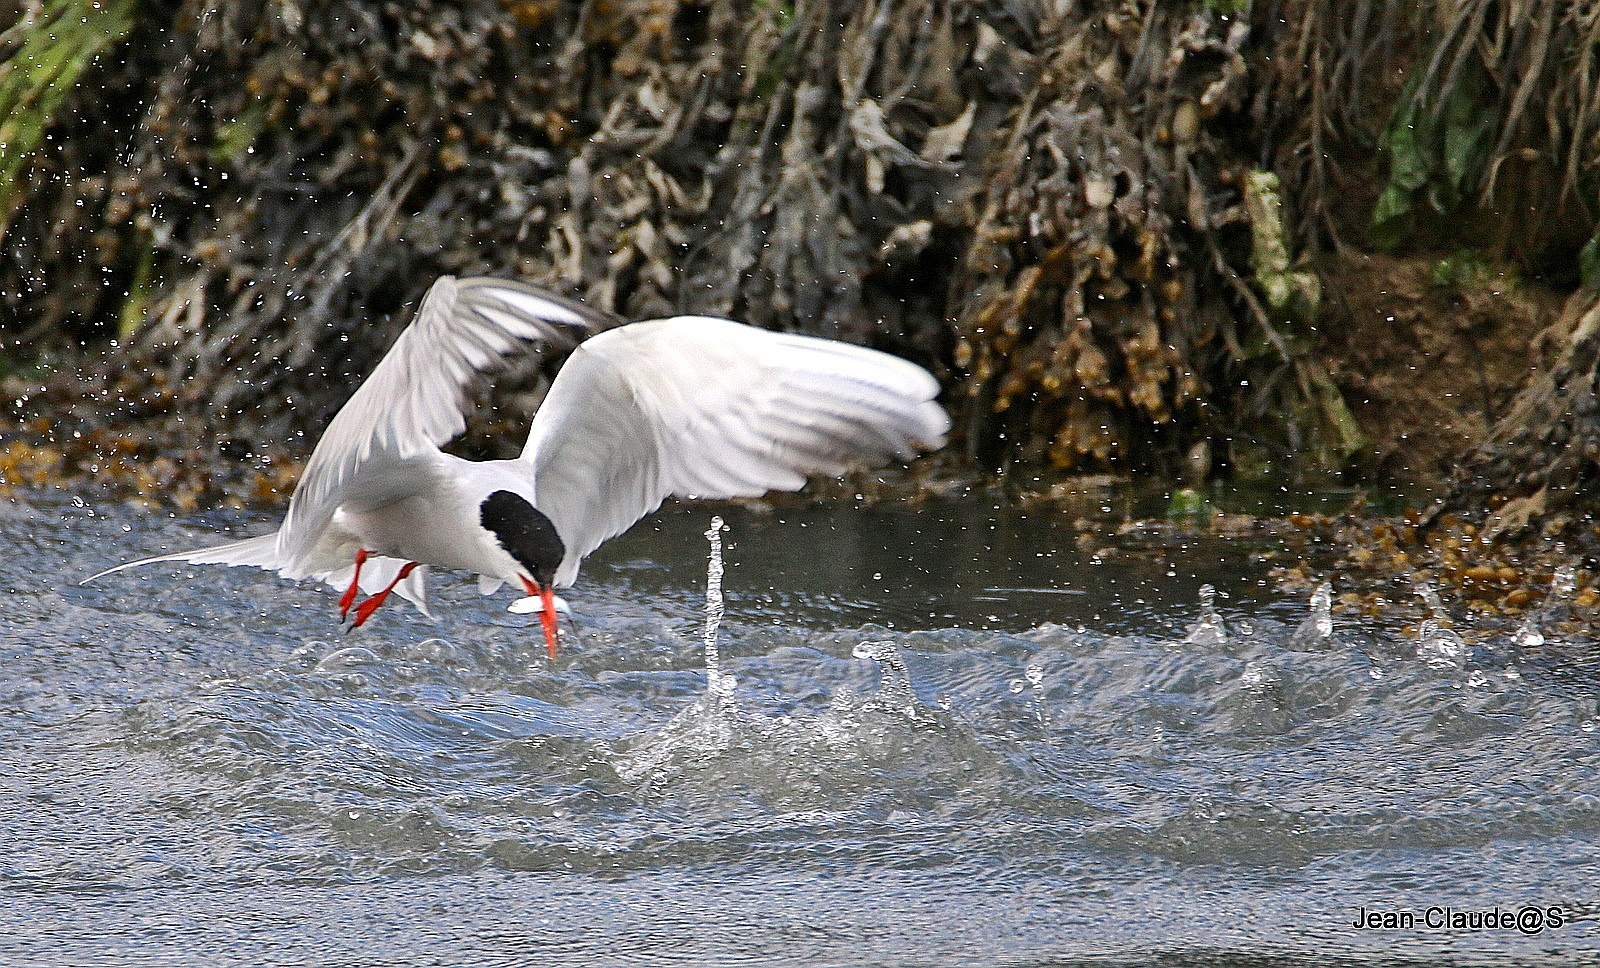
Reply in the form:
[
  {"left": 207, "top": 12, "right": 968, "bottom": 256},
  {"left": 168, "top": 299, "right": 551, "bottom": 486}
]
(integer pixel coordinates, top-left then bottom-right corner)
[{"left": 7, "top": 496, "right": 1600, "bottom": 963}]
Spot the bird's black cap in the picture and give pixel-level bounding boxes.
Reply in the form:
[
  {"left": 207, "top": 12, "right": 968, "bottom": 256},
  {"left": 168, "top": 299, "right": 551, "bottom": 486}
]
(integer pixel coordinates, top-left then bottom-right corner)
[{"left": 480, "top": 490, "right": 565, "bottom": 587}]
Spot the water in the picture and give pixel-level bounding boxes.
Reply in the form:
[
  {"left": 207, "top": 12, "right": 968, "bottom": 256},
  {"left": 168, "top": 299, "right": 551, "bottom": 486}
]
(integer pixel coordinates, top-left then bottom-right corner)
[{"left": 5, "top": 493, "right": 1600, "bottom": 965}]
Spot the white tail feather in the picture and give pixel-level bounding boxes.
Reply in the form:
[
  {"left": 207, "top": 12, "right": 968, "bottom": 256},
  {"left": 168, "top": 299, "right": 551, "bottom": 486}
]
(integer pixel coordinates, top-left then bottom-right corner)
[
  {"left": 85, "top": 534, "right": 435, "bottom": 620},
  {"left": 81, "top": 533, "right": 283, "bottom": 584}
]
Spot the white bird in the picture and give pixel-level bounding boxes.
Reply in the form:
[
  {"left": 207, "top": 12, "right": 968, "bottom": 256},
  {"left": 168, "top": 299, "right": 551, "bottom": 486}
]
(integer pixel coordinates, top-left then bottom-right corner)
[{"left": 85, "top": 276, "right": 949, "bottom": 657}]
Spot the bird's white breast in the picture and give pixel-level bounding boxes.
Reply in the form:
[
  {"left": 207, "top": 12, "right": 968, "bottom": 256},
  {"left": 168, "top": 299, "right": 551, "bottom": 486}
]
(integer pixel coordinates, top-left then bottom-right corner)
[{"left": 336, "top": 487, "right": 521, "bottom": 580}]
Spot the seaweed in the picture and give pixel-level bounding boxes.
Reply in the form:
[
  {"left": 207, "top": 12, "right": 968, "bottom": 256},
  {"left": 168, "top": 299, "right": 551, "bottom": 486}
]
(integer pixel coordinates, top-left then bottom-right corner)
[
  {"left": 0, "top": 0, "right": 136, "bottom": 241},
  {"left": 4, "top": 0, "right": 1597, "bottom": 512}
]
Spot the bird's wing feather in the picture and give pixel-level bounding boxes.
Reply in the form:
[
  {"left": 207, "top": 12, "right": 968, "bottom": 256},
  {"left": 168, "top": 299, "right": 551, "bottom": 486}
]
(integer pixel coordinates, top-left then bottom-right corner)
[
  {"left": 521, "top": 317, "right": 948, "bottom": 586},
  {"left": 275, "top": 276, "right": 594, "bottom": 568}
]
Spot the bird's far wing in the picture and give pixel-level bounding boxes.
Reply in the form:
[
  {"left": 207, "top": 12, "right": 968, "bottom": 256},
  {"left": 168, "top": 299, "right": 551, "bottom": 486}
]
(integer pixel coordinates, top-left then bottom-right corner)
[
  {"left": 521, "top": 317, "right": 949, "bottom": 586},
  {"left": 276, "top": 276, "right": 599, "bottom": 568}
]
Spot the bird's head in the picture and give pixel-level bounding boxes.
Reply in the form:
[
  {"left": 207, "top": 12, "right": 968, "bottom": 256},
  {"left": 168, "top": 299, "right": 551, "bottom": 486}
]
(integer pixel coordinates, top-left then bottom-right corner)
[{"left": 480, "top": 489, "right": 565, "bottom": 657}]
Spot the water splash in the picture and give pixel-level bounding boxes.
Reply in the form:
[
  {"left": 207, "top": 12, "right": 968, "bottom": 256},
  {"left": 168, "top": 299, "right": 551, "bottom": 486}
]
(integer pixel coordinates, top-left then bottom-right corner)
[
  {"left": 1290, "top": 580, "right": 1335, "bottom": 648},
  {"left": 1514, "top": 560, "right": 1578, "bottom": 647},
  {"left": 1309, "top": 581, "right": 1334, "bottom": 637},
  {"left": 405, "top": 637, "right": 458, "bottom": 663},
  {"left": 702, "top": 515, "right": 735, "bottom": 703},
  {"left": 1511, "top": 615, "right": 1546, "bottom": 648},
  {"left": 1407, "top": 578, "right": 1468, "bottom": 670},
  {"left": 307, "top": 644, "right": 380, "bottom": 690},
  {"left": 1182, "top": 584, "right": 1228, "bottom": 646},
  {"left": 1413, "top": 579, "right": 1445, "bottom": 616},
  {"left": 1006, "top": 660, "right": 1049, "bottom": 726},
  {"left": 615, "top": 637, "right": 943, "bottom": 792},
  {"left": 312, "top": 646, "right": 380, "bottom": 674},
  {"left": 610, "top": 520, "right": 745, "bottom": 787},
  {"left": 1416, "top": 618, "right": 1467, "bottom": 671},
  {"left": 851, "top": 640, "right": 919, "bottom": 718},
  {"left": 1025, "top": 661, "right": 1045, "bottom": 691},
  {"left": 615, "top": 522, "right": 958, "bottom": 791},
  {"left": 1238, "top": 660, "right": 1273, "bottom": 691},
  {"left": 1008, "top": 661, "right": 1046, "bottom": 695}
]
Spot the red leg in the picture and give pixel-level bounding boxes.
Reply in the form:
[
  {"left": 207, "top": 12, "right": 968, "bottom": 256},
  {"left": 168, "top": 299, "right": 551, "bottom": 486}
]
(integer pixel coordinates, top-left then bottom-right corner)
[
  {"left": 338, "top": 549, "right": 369, "bottom": 620},
  {"left": 519, "top": 575, "right": 561, "bottom": 659},
  {"left": 349, "top": 560, "right": 419, "bottom": 629}
]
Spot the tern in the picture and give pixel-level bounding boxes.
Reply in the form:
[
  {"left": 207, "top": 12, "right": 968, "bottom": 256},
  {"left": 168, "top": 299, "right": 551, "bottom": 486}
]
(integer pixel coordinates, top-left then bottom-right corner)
[{"left": 85, "top": 276, "right": 949, "bottom": 657}]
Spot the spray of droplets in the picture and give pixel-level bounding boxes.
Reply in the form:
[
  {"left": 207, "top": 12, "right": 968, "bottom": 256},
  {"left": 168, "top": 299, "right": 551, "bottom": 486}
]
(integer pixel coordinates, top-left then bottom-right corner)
[{"left": 703, "top": 515, "right": 732, "bottom": 697}]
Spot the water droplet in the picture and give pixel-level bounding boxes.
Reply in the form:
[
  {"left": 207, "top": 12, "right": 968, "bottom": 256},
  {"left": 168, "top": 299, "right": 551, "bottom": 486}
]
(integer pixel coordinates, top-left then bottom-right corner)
[
  {"left": 1413, "top": 579, "right": 1445, "bottom": 616},
  {"left": 1552, "top": 563, "right": 1578, "bottom": 596},
  {"left": 1239, "top": 661, "right": 1267, "bottom": 688},
  {"left": 1309, "top": 581, "right": 1334, "bottom": 636},
  {"left": 1416, "top": 619, "right": 1467, "bottom": 671}
]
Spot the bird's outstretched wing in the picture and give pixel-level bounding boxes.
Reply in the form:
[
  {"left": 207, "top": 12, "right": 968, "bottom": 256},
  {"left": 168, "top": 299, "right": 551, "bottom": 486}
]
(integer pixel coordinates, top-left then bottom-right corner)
[
  {"left": 520, "top": 317, "right": 948, "bottom": 586},
  {"left": 86, "top": 276, "right": 599, "bottom": 604},
  {"left": 274, "top": 276, "right": 596, "bottom": 572}
]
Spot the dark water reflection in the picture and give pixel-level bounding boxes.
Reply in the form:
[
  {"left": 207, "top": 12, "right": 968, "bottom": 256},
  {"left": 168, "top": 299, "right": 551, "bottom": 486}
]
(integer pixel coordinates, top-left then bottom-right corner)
[
  {"left": 4, "top": 493, "right": 1598, "bottom": 966},
  {"left": 600, "top": 498, "right": 1283, "bottom": 634}
]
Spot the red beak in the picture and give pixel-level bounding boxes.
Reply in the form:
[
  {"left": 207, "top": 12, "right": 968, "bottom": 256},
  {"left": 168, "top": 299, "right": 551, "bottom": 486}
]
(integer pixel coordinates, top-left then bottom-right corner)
[
  {"left": 519, "top": 575, "right": 561, "bottom": 659},
  {"left": 538, "top": 583, "right": 559, "bottom": 660}
]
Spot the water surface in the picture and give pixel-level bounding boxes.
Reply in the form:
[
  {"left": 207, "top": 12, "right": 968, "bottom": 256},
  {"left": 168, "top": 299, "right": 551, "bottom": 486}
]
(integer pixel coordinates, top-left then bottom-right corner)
[{"left": 4, "top": 493, "right": 1598, "bottom": 965}]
